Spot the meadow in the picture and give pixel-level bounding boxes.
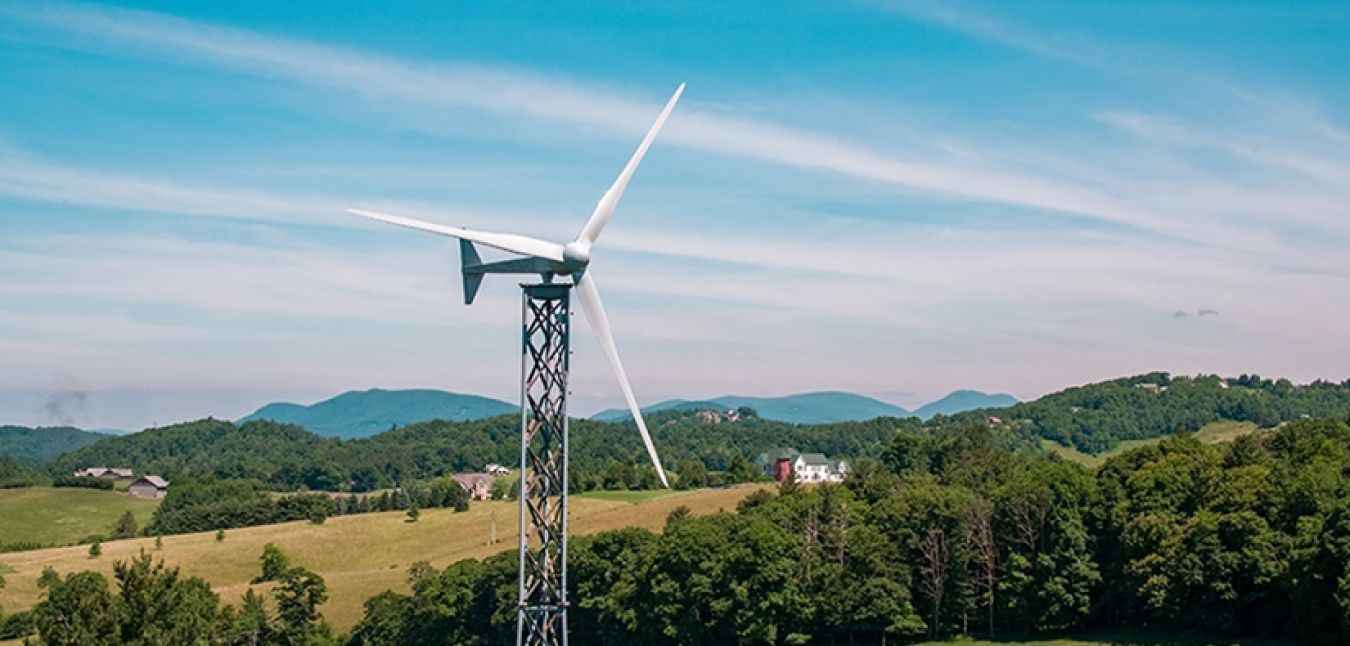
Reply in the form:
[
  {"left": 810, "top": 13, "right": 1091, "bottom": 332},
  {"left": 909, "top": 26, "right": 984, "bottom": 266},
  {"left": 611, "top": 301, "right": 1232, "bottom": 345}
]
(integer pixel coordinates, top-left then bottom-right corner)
[
  {"left": 0, "top": 487, "right": 160, "bottom": 547},
  {"left": 0, "top": 484, "right": 766, "bottom": 632},
  {"left": 1041, "top": 421, "right": 1260, "bottom": 467}
]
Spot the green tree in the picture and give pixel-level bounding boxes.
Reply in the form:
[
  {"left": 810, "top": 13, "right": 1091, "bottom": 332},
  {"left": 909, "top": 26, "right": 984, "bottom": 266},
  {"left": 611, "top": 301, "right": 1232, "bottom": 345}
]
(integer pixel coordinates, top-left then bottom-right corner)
[
  {"left": 236, "top": 588, "right": 273, "bottom": 645},
  {"left": 406, "top": 504, "right": 421, "bottom": 523},
  {"left": 89, "top": 540, "right": 103, "bottom": 559},
  {"left": 675, "top": 459, "right": 710, "bottom": 490},
  {"left": 112, "top": 551, "right": 222, "bottom": 646},
  {"left": 111, "top": 511, "right": 138, "bottom": 540},
  {"left": 33, "top": 568, "right": 120, "bottom": 646},
  {"left": 253, "top": 543, "right": 291, "bottom": 584},
  {"left": 726, "top": 454, "right": 762, "bottom": 484},
  {"left": 274, "top": 567, "right": 332, "bottom": 645}
]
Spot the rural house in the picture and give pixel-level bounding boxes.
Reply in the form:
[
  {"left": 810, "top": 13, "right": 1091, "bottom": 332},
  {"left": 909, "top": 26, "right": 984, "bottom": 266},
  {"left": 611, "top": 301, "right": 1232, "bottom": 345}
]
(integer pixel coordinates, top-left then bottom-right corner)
[
  {"left": 756, "top": 448, "right": 848, "bottom": 483},
  {"left": 128, "top": 475, "right": 169, "bottom": 499},
  {"left": 453, "top": 473, "right": 496, "bottom": 500},
  {"left": 74, "top": 467, "right": 134, "bottom": 480}
]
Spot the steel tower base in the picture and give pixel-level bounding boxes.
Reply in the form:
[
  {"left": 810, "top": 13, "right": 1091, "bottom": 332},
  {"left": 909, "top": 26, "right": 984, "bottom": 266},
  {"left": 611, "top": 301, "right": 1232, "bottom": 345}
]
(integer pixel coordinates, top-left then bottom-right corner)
[{"left": 517, "top": 284, "right": 571, "bottom": 646}]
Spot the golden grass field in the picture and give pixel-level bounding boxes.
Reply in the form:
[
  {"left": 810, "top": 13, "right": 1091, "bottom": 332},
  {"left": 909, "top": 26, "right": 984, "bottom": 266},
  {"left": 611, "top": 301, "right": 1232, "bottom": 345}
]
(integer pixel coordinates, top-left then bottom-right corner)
[{"left": 0, "top": 485, "right": 766, "bottom": 633}]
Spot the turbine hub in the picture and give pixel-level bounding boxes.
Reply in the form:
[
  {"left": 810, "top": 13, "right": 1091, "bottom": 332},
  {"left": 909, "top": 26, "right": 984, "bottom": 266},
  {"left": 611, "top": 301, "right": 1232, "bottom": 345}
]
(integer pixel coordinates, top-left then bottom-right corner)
[{"left": 561, "top": 242, "right": 591, "bottom": 271}]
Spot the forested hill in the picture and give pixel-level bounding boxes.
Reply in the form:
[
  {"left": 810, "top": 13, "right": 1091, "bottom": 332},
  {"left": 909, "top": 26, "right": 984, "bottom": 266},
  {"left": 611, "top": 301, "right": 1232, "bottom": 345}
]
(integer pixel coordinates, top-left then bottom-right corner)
[
  {"left": 0, "top": 425, "right": 109, "bottom": 465},
  {"left": 239, "top": 389, "right": 515, "bottom": 439},
  {"left": 41, "top": 412, "right": 922, "bottom": 492},
  {"left": 936, "top": 372, "right": 1350, "bottom": 454},
  {"left": 44, "top": 419, "right": 342, "bottom": 487},
  {"left": 0, "top": 455, "right": 48, "bottom": 487}
]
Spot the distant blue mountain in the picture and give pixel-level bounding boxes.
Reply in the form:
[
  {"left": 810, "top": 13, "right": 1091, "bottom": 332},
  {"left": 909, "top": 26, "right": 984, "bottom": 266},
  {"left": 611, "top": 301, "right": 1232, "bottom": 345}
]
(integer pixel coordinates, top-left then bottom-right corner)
[
  {"left": 240, "top": 389, "right": 515, "bottom": 439},
  {"left": 913, "top": 390, "right": 1019, "bottom": 420},
  {"left": 591, "top": 392, "right": 912, "bottom": 425}
]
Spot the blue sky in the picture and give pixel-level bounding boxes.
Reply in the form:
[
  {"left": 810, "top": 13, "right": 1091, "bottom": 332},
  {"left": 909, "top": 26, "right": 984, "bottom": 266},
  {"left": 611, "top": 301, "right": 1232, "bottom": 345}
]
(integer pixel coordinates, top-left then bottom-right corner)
[{"left": 2, "top": 1, "right": 1349, "bottom": 430}]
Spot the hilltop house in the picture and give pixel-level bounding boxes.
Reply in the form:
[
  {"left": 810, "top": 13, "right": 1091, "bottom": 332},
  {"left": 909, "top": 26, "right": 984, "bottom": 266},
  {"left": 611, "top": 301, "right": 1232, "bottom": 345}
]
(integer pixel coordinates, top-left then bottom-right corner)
[
  {"left": 453, "top": 473, "right": 496, "bottom": 500},
  {"left": 756, "top": 448, "right": 848, "bottom": 484},
  {"left": 695, "top": 408, "right": 742, "bottom": 424},
  {"left": 128, "top": 475, "right": 169, "bottom": 499},
  {"left": 73, "top": 467, "right": 134, "bottom": 480}
]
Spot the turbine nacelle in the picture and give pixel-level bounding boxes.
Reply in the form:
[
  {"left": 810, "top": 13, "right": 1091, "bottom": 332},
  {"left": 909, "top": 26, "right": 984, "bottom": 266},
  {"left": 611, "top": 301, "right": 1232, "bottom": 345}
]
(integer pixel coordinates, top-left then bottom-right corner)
[
  {"left": 347, "top": 83, "right": 686, "bottom": 488},
  {"left": 560, "top": 242, "right": 592, "bottom": 274}
]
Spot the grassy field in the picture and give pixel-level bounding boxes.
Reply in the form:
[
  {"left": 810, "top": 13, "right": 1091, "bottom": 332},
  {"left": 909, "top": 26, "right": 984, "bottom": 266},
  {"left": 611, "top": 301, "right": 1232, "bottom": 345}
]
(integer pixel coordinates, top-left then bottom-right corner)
[
  {"left": 0, "top": 487, "right": 161, "bottom": 547},
  {"left": 573, "top": 488, "right": 680, "bottom": 503},
  {"left": 0, "top": 484, "right": 766, "bottom": 633},
  {"left": 1043, "top": 421, "right": 1261, "bottom": 468}
]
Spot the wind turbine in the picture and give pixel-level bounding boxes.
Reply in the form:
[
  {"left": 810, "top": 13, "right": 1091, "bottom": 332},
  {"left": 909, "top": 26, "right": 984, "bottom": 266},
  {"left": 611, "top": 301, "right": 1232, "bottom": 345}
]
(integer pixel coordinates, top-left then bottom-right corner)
[{"left": 347, "top": 83, "right": 683, "bottom": 488}]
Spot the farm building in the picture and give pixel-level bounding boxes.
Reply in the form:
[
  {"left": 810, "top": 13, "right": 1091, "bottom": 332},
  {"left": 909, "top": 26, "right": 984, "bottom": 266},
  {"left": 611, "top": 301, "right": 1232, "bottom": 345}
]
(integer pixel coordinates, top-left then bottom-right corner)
[
  {"left": 756, "top": 448, "right": 848, "bottom": 483},
  {"left": 73, "top": 467, "right": 134, "bottom": 480},
  {"left": 128, "top": 475, "right": 169, "bottom": 499}
]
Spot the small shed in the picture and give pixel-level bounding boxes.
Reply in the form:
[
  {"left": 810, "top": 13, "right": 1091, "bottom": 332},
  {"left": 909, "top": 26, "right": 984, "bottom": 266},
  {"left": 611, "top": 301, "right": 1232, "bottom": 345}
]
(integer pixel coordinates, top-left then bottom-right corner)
[{"left": 128, "top": 475, "right": 169, "bottom": 499}]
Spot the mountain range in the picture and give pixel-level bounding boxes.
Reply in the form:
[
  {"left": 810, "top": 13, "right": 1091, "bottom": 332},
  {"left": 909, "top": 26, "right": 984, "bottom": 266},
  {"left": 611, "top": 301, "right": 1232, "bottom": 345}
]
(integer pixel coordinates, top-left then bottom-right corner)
[
  {"left": 590, "top": 390, "right": 1017, "bottom": 424},
  {"left": 912, "top": 390, "right": 1019, "bottom": 419},
  {"left": 238, "top": 389, "right": 516, "bottom": 439},
  {"left": 241, "top": 389, "right": 1015, "bottom": 438}
]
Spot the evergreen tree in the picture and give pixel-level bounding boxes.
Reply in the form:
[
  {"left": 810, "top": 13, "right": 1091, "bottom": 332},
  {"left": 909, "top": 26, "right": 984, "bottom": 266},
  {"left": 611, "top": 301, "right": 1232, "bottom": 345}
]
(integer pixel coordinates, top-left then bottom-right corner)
[{"left": 110, "top": 511, "right": 138, "bottom": 540}]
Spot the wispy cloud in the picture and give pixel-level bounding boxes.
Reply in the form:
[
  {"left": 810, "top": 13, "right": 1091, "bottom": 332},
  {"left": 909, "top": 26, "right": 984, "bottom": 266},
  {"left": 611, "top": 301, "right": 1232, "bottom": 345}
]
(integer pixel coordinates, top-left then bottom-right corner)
[
  {"left": 865, "top": 0, "right": 1125, "bottom": 68},
  {"left": 0, "top": 1, "right": 1208, "bottom": 243}
]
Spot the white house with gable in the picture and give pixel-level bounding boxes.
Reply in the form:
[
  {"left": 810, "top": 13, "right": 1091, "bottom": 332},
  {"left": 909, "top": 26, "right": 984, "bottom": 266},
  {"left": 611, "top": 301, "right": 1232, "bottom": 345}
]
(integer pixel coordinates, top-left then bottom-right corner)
[{"left": 757, "top": 448, "right": 848, "bottom": 483}]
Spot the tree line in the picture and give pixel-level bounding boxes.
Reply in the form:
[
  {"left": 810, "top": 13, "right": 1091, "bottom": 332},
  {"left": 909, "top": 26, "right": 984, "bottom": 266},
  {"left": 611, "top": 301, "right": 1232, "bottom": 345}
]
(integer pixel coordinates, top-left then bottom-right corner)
[
  {"left": 23, "top": 549, "right": 334, "bottom": 645},
  {"left": 144, "top": 476, "right": 472, "bottom": 536},
  {"left": 38, "top": 412, "right": 907, "bottom": 494}
]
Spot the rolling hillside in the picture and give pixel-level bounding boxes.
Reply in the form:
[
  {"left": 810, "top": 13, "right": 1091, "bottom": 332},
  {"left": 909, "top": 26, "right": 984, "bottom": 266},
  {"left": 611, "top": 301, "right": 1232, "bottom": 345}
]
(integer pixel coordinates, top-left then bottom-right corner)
[
  {"left": 240, "top": 389, "right": 515, "bottom": 439},
  {"left": 0, "top": 487, "right": 160, "bottom": 547},
  {"left": 0, "top": 425, "right": 109, "bottom": 465},
  {"left": 0, "top": 485, "right": 767, "bottom": 632}
]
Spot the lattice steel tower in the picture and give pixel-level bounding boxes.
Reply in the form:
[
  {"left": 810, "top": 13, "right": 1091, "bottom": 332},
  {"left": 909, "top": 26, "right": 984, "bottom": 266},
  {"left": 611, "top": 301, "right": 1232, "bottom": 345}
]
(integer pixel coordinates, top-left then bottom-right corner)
[{"left": 517, "top": 284, "right": 571, "bottom": 646}]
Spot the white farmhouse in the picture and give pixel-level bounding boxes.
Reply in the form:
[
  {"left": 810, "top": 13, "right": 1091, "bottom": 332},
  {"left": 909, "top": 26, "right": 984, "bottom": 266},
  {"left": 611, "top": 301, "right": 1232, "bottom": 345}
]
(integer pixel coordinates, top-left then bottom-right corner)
[{"left": 757, "top": 448, "right": 848, "bottom": 484}]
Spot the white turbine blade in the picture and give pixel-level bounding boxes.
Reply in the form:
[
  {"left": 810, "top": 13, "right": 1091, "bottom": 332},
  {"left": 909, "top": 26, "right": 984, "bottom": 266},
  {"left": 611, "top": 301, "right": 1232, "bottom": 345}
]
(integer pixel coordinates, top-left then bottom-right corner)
[
  {"left": 348, "top": 208, "right": 565, "bottom": 262},
  {"left": 574, "top": 270, "right": 669, "bottom": 487},
  {"left": 576, "top": 83, "right": 685, "bottom": 248}
]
